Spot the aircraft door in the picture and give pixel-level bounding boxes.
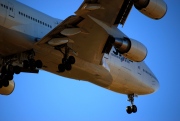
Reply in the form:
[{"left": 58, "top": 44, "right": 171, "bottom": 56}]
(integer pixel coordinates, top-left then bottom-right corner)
[
  {"left": 137, "top": 63, "right": 142, "bottom": 76},
  {"left": 0, "top": 0, "right": 7, "bottom": 25},
  {"left": 102, "top": 53, "right": 110, "bottom": 72},
  {"left": 8, "top": 2, "right": 15, "bottom": 18}
]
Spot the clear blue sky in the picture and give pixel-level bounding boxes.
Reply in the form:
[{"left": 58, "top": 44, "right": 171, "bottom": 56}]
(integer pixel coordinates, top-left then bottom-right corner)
[{"left": 1, "top": 0, "right": 180, "bottom": 121}]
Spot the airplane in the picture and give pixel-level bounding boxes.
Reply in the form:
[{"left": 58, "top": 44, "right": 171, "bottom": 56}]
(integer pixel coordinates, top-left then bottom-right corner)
[{"left": 0, "top": 0, "right": 167, "bottom": 114}]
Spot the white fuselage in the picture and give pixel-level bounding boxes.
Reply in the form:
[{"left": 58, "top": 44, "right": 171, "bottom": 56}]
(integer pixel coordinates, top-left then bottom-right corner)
[{"left": 0, "top": 0, "right": 159, "bottom": 95}]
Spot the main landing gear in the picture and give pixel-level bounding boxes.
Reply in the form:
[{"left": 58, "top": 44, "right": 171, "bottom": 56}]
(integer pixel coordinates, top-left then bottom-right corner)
[
  {"left": 0, "top": 64, "right": 14, "bottom": 88},
  {"left": 0, "top": 50, "right": 43, "bottom": 88},
  {"left": 126, "top": 94, "right": 138, "bottom": 114},
  {"left": 55, "top": 44, "right": 76, "bottom": 72}
]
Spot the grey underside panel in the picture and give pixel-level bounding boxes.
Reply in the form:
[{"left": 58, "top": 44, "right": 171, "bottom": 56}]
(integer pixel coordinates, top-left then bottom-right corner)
[{"left": 0, "top": 26, "right": 35, "bottom": 56}]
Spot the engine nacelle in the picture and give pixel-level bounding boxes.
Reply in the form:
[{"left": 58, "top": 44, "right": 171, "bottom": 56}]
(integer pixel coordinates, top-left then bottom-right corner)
[
  {"left": 111, "top": 37, "right": 147, "bottom": 62},
  {"left": 0, "top": 80, "right": 15, "bottom": 95},
  {"left": 134, "top": 0, "right": 167, "bottom": 20}
]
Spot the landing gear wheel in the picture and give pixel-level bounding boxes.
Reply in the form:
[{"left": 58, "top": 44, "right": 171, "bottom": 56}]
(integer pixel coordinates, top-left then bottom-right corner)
[
  {"left": 65, "top": 63, "right": 72, "bottom": 71},
  {"left": 58, "top": 64, "right": 65, "bottom": 72},
  {"left": 6, "top": 64, "right": 14, "bottom": 74},
  {"left": 1, "top": 66, "right": 6, "bottom": 73},
  {"left": 0, "top": 81, "right": 2, "bottom": 88},
  {"left": 3, "top": 80, "right": 9, "bottom": 87},
  {"left": 6, "top": 74, "right": 13, "bottom": 80},
  {"left": 1, "top": 65, "right": 14, "bottom": 74},
  {"left": 23, "top": 60, "right": 29, "bottom": 69},
  {"left": 132, "top": 105, "right": 137, "bottom": 113},
  {"left": 35, "top": 60, "right": 43, "bottom": 68},
  {"left": 126, "top": 106, "right": 132, "bottom": 114},
  {"left": 29, "top": 59, "right": 36, "bottom": 70},
  {"left": 14, "top": 66, "right": 21, "bottom": 74},
  {"left": 59, "top": 58, "right": 73, "bottom": 72},
  {"left": 62, "top": 58, "right": 67, "bottom": 64},
  {"left": 68, "top": 56, "right": 75, "bottom": 64}
]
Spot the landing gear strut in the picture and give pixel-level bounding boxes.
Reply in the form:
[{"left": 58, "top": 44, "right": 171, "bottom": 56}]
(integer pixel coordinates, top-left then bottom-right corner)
[
  {"left": 55, "top": 44, "right": 76, "bottom": 72},
  {"left": 126, "top": 94, "right": 137, "bottom": 114}
]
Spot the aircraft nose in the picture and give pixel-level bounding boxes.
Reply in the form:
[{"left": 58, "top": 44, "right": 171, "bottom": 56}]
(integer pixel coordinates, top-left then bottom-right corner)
[{"left": 153, "top": 79, "right": 160, "bottom": 92}]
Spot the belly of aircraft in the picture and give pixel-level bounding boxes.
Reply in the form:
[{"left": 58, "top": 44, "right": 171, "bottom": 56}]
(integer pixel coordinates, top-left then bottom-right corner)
[
  {"left": 34, "top": 44, "right": 113, "bottom": 88},
  {"left": 107, "top": 63, "right": 156, "bottom": 95},
  {"left": 0, "top": 26, "right": 35, "bottom": 56}
]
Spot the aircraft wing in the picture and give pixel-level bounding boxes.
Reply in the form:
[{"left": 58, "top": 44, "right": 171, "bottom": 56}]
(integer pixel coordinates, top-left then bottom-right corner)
[
  {"left": 36, "top": 0, "right": 133, "bottom": 64},
  {"left": 75, "top": 0, "right": 133, "bottom": 26}
]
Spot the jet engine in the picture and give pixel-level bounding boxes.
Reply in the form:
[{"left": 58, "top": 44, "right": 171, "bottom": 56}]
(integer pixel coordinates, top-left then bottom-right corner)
[
  {"left": 111, "top": 37, "right": 147, "bottom": 62},
  {"left": 134, "top": 0, "right": 167, "bottom": 19},
  {"left": 0, "top": 80, "right": 15, "bottom": 95}
]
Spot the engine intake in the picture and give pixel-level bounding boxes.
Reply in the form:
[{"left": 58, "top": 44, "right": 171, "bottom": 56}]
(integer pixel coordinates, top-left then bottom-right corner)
[
  {"left": 0, "top": 80, "right": 15, "bottom": 95},
  {"left": 111, "top": 37, "right": 147, "bottom": 62},
  {"left": 134, "top": 0, "right": 167, "bottom": 20}
]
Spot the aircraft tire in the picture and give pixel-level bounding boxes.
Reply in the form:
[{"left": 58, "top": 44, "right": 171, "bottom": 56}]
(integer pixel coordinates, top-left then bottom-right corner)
[
  {"left": 35, "top": 60, "right": 43, "bottom": 68},
  {"left": 132, "top": 105, "right": 137, "bottom": 113},
  {"left": 65, "top": 63, "right": 72, "bottom": 71},
  {"left": 6, "top": 64, "right": 14, "bottom": 74},
  {"left": 62, "top": 58, "right": 67, "bottom": 64},
  {"left": 14, "top": 66, "right": 21, "bottom": 74},
  {"left": 7, "top": 74, "right": 13, "bottom": 80},
  {"left": 68, "top": 56, "right": 75, "bottom": 64},
  {"left": 23, "top": 60, "right": 29, "bottom": 69},
  {"left": 126, "top": 106, "right": 132, "bottom": 114},
  {"left": 3, "top": 80, "right": 9, "bottom": 87},
  {"left": 58, "top": 64, "right": 65, "bottom": 72},
  {"left": 29, "top": 59, "right": 36, "bottom": 70},
  {"left": 0, "top": 81, "right": 2, "bottom": 88},
  {"left": 1, "top": 66, "right": 7, "bottom": 73}
]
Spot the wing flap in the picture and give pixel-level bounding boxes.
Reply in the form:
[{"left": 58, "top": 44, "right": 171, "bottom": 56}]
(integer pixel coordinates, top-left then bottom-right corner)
[{"left": 75, "top": 0, "right": 133, "bottom": 26}]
